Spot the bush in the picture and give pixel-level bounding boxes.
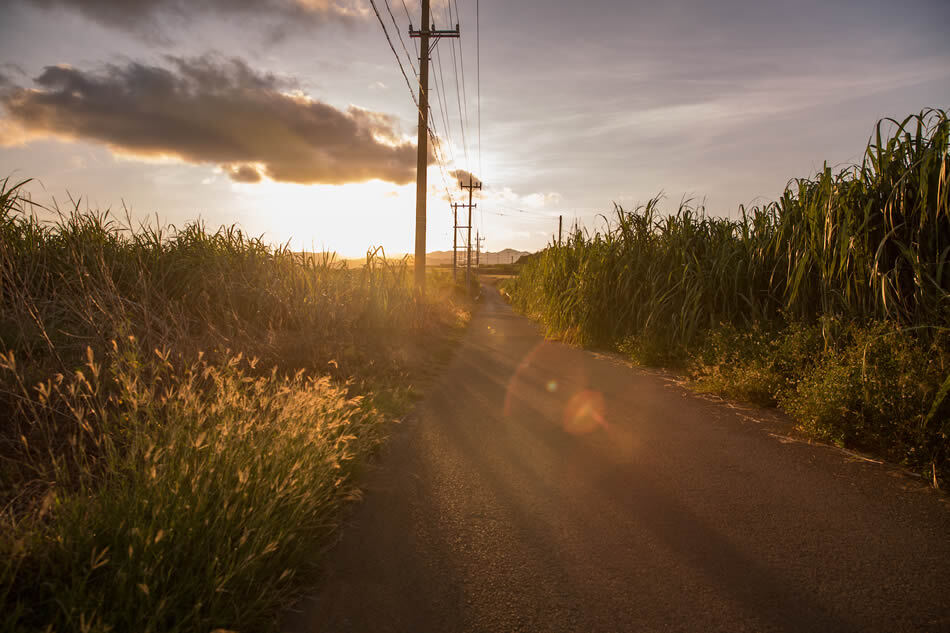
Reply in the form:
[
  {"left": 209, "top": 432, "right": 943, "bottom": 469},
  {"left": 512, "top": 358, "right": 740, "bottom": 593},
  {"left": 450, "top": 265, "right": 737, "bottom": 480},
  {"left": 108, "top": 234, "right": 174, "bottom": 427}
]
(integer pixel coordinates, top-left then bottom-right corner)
[
  {"left": 782, "top": 324, "right": 950, "bottom": 468},
  {"left": 504, "top": 109, "right": 950, "bottom": 484}
]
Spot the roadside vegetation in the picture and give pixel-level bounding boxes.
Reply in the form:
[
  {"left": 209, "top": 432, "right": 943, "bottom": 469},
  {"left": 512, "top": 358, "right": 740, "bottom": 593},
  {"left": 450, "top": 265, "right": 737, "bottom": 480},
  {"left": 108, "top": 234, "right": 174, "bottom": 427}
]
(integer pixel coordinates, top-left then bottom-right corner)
[
  {"left": 504, "top": 108, "right": 950, "bottom": 486},
  {"left": 0, "top": 180, "right": 470, "bottom": 633},
  {"left": 477, "top": 262, "right": 521, "bottom": 277}
]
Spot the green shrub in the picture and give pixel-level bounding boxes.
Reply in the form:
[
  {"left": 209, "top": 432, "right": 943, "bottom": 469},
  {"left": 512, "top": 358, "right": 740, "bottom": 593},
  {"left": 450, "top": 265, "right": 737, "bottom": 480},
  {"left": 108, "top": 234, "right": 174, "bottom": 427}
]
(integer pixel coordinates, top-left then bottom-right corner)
[
  {"left": 505, "top": 109, "right": 950, "bottom": 484},
  {"left": 689, "top": 324, "right": 784, "bottom": 406},
  {"left": 782, "top": 324, "right": 950, "bottom": 468}
]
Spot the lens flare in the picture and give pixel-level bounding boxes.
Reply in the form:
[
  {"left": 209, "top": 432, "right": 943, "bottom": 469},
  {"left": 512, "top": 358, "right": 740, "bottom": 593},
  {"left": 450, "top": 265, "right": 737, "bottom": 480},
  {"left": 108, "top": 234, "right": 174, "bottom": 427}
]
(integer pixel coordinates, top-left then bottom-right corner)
[{"left": 562, "top": 389, "right": 606, "bottom": 435}]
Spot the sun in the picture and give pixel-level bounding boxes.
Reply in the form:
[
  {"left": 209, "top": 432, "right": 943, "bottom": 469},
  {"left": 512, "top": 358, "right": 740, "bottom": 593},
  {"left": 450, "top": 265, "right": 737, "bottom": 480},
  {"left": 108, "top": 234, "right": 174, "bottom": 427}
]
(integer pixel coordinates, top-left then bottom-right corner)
[{"left": 230, "top": 179, "right": 413, "bottom": 257}]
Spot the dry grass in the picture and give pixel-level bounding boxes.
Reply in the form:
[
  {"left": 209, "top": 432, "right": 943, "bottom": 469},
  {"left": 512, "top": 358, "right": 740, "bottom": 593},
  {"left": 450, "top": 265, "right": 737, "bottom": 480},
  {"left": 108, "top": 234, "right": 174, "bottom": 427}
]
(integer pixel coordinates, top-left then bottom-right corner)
[{"left": 0, "top": 180, "right": 470, "bottom": 632}]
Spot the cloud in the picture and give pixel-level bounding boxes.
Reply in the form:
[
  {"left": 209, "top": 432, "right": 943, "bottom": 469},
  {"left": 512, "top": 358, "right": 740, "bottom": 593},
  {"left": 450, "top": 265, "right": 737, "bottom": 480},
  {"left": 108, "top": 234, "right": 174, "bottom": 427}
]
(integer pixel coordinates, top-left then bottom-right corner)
[
  {"left": 437, "top": 168, "right": 560, "bottom": 215},
  {"left": 21, "top": 0, "right": 367, "bottom": 33},
  {"left": 226, "top": 164, "right": 264, "bottom": 184},
  {"left": 450, "top": 169, "right": 481, "bottom": 187},
  {"left": 0, "top": 55, "right": 428, "bottom": 185}
]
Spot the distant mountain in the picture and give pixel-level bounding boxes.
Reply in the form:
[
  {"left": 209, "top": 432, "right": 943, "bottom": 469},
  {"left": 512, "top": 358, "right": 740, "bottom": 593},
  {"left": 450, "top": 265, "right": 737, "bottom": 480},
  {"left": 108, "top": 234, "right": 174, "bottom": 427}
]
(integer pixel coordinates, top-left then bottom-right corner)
[
  {"left": 424, "top": 248, "right": 532, "bottom": 266},
  {"left": 476, "top": 249, "right": 533, "bottom": 265}
]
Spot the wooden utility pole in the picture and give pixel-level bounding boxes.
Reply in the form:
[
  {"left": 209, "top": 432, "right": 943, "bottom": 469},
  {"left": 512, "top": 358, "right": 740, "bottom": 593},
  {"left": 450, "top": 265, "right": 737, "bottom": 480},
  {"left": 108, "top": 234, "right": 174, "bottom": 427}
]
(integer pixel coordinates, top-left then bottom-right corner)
[
  {"left": 476, "top": 232, "right": 485, "bottom": 269},
  {"left": 459, "top": 176, "right": 482, "bottom": 287},
  {"left": 558, "top": 215, "right": 563, "bottom": 247},
  {"left": 452, "top": 202, "right": 469, "bottom": 283},
  {"left": 410, "top": 1, "right": 459, "bottom": 293},
  {"left": 452, "top": 203, "right": 458, "bottom": 282}
]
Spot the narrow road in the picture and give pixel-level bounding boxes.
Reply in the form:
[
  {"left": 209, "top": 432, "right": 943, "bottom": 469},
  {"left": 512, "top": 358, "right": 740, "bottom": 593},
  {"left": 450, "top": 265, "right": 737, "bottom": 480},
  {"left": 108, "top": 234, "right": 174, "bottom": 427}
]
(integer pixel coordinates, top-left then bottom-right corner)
[{"left": 288, "top": 286, "right": 950, "bottom": 633}]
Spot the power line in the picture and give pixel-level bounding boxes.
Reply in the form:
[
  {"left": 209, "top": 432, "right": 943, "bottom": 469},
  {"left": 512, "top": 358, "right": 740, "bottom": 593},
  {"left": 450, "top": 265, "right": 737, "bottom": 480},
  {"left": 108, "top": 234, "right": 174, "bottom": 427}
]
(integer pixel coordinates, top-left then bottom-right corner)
[
  {"left": 429, "top": 1, "right": 468, "bottom": 189},
  {"left": 484, "top": 209, "right": 553, "bottom": 219},
  {"left": 400, "top": 0, "right": 419, "bottom": 62},
  {"left": 368, "top": 0, "right": 457, "bottom": 206},
  {"left": 430, "top": 24, "right": 468, "bottom": 258},
  {"left": 408, "top": 6, "right": 462, "bottom": 204},
  {"left": 476, "top": 0, "right": 483, "bottom": 232},
  {"left": 383, "top": 0, "right": 416, "bottom": 75},
  {"left": 498, "top": 205, "right": 556, "bottom": 218},
  {"left": 476, "top": 0, "right": 482, "bottom": 173},
  {"left": 368, "top": 0, "right": 419, "bottom": 113},
  {"left": 441, "top": 0, "right": 470, "bottom": 173},
  {"left": 380, "top": 0, "right": 452, "bottom": 166},
  {"left": 405, "top": 0, "right": 460, "bottom": 289},
  {"left": 421, "top": 16, "right": 460, "bottom": 202},
  {"left": 454, "top": 0, "right": 473, "bottom": 168},
  {"left": 444, "top": 0, "right": 454, "bottom": 31},
  {"left": 448, "top": 27, "right": 470, "bottom": 171},
  {"left": 372, "top": 0, "right": 499, "bottom": 277},
  {"left": 433, "top": 46, "right": 457, "bottom": 170}
]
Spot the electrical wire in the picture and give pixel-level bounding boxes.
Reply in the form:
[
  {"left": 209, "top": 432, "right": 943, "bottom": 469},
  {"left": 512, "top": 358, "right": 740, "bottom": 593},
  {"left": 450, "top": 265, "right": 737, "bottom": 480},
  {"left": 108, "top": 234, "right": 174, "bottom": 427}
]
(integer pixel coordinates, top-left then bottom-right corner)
[
  {"left": 444, "top": 0, "right": 470, "bottom": 173},
  {"left": 498, "top": 205, "right": 557, "bottom": 218},
  {"left": 483, "top": 210, "right": 551, "bottom": 219},
  {"left": 454, "top": 0, "right": 473, "bottom": 168},
  {"left": 449, "top": 36, "right": 470, "bottom": 171},
  {"left": 476, "top": 0, "right": 483, "bottom": 233},
  {"left": 383, "top": 0, "right": 416, "bottom": 75},
  {"left": 368, "top": 0, "right": 456, "bottom": 204},
  {"left": 433, "top": 46, "right": 458, "bottom": 171},
  {"left": 371, "top": 0, "right": 506, "bottom": 249}
]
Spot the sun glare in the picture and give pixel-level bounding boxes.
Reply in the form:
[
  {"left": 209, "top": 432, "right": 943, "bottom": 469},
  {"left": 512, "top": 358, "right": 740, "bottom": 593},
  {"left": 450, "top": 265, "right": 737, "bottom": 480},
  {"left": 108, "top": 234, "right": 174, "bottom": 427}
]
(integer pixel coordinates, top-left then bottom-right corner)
[{"left": 229, "top": 168, "right": 459, "bottom": 258}]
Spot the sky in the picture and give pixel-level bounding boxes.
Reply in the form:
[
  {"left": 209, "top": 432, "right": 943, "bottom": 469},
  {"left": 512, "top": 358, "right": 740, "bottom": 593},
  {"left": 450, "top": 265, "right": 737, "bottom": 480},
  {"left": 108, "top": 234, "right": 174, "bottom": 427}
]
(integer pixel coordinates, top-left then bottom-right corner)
[{"left": 1, "top": 0, "right": 948, "bottom": 256}]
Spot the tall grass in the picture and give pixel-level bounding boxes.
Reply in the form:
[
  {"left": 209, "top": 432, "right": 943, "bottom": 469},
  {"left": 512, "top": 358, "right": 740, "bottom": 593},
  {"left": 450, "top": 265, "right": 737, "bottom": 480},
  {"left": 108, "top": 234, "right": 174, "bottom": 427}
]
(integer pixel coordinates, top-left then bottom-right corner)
[
  {"left": 0, "top": 181, "right": 468, "bottom": 632},
  {"left": 506, "top": 109, "right": 950, "bottom": 482}
]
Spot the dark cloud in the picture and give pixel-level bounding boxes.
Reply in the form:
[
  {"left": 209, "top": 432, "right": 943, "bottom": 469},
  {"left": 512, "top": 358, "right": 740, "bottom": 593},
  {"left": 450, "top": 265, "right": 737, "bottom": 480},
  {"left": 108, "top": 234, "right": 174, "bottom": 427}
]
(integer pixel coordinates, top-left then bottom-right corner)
[
  {"left": 450, "top": 169, "right": 481, "bottom": 188},
  {"left": 226, "top": 164, "right": 263, "bottom": 183},
  {"left": 0, "top": 55, "right": 428, "bottom": 185},
  {"left": 21, "top": 0, "right": 364, "bottom": 33}
]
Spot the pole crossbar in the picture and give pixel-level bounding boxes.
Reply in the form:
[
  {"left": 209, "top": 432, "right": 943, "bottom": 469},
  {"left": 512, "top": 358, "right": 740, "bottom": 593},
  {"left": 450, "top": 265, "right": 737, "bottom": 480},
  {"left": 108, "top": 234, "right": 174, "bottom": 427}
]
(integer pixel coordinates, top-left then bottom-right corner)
[{"left": 410, "top": 27, "right": 461, "bottom": 38}]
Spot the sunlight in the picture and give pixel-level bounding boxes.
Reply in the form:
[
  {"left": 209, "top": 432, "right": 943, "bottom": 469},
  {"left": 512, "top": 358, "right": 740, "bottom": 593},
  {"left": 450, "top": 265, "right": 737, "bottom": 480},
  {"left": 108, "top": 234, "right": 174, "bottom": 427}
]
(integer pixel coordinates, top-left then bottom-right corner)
[
  {"left": 504, "top": 341, "right": 609, "bottom": 437},
  {"left": 3, "top": 1, "right": 949, "bottom": 631},
  {"left": 228, "top": 168, "right": 459, "bottom": 257},
  {"left": 563, "top": 389, "right": 606, "bottom": 435}
]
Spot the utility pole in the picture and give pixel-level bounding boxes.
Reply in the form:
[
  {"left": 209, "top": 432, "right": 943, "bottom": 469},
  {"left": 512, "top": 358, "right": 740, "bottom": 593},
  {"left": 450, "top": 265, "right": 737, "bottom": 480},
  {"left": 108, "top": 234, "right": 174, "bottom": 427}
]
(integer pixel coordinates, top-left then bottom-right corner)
[
  {"left": 452, "top": 203, "right": 458, "bottom": 282},
  {"left": 452, "top": 202, "right": 468, "bottom": 283},
  {"left": 458, "top": 176, "right": 481, "bottom": 287},
  {"left": 558, "top": 215, "right": 563, "bottom": 247},
  {"left": 410, "top": 0, "right": 459, "bottom": 293},
  {"left": 476, "top": 232, "right": 485, "bottom": 269}
]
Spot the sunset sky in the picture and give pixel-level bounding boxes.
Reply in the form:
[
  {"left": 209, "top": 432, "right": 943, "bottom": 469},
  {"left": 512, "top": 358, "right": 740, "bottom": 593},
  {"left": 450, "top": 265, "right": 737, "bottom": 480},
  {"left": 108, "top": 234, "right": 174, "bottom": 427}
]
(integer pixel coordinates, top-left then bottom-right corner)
[{"left": 1, "top": 0, "right": 948, "bottom": 256}]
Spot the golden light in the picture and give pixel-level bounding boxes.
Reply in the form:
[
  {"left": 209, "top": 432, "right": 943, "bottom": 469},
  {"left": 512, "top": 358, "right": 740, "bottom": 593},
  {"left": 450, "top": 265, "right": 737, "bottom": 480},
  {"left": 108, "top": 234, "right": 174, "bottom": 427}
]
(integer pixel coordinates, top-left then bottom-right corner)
[
  {"left": 562, "top": 389, "right": 606, "bottom": 435},
  {"left": 504, "top": 341, "right": 607, "bottom": 436},
  {"left": 228, "top": 166, "right": 458, "bottom": 257}
]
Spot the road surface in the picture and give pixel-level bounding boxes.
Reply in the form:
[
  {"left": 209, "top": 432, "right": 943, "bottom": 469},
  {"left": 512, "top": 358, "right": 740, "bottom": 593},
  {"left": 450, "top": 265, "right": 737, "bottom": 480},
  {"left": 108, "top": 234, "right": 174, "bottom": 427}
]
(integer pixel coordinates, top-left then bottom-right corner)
[{"left": 287, "top": 286, "right": 950, "bottom": 633}]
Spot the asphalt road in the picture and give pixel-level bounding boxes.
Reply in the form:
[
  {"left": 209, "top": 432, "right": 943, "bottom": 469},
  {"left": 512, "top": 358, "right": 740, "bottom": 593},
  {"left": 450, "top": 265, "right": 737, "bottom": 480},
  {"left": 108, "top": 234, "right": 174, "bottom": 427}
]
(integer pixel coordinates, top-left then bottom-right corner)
[{"left": 287, "top": 286, "right": 950, "bottom": 633}]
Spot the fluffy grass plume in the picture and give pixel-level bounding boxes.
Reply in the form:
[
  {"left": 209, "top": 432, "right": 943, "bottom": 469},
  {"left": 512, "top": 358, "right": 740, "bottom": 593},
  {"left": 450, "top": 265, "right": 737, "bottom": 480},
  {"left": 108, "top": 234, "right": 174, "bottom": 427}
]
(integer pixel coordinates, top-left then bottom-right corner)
[
  {"left": 505, "top": 109, "right": 950, "bottom": 483},
  {"left": 0, "top": 181, "right": 469, "bottom": 632}
]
